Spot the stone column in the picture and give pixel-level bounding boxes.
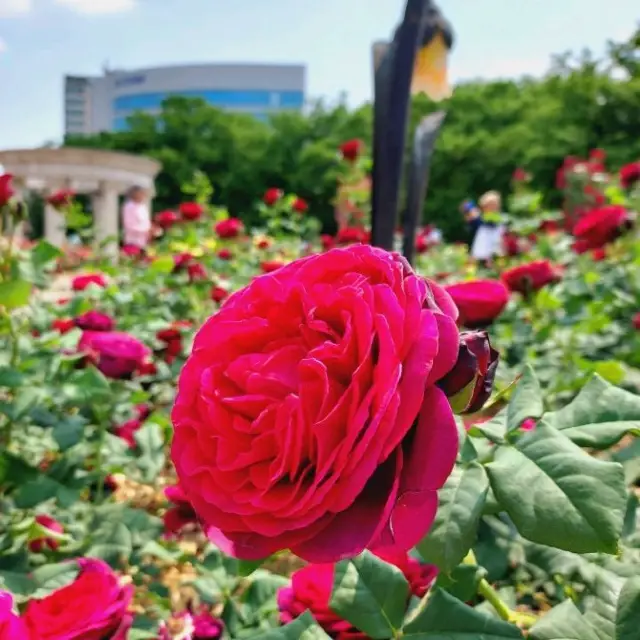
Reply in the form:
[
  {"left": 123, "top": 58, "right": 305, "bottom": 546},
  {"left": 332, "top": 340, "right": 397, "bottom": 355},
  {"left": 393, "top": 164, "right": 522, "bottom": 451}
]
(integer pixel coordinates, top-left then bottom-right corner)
[
  {"left": 44, "top": 187, "right": 67, "bottom": 248},
  {"left": 92, "top": 182, "right": 120, "bottom": 260}
]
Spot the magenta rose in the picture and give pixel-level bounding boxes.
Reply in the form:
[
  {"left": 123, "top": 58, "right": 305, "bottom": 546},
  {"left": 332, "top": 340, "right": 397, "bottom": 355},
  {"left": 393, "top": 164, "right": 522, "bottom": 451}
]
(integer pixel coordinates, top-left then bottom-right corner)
[
  {"left": 71, "top": 273, "right": 108, "bottom": 292},
  {"left": 22, "top": 558, "right": 132, "bottom": 640},
  {"left": 74, "top": 310, "right": 115, "bottom": 332},
  {"left": 277, "top": 551, "right": 437, "bottom": 639},
  {"left": 445, "top": 280, "right": 510, "bottom": 328},
  {"left": 0, "top": 591, "right": 28, "bottom": 638},
  {"left": 172, "top": 244, "right": 460, "bottom": 562},
  {"left": 78, "top": 330, "right": 150, "bottom": 379}
]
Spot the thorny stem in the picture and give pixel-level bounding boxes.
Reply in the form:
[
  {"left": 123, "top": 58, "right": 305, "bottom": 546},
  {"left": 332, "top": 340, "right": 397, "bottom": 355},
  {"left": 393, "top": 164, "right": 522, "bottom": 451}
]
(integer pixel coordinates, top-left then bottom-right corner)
[{"left": 464, "top": 550, "right": 538, "bottom": 629}]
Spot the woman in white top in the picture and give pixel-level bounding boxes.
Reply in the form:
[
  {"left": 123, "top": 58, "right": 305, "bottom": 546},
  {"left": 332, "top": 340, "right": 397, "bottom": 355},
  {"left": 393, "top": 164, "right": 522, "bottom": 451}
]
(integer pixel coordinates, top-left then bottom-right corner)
[
  {"left": 470, "top": 190, "right": 505, "bottom": 264},
  {"left": 122, "top": 186, "right": 151, "bottom": 251}
]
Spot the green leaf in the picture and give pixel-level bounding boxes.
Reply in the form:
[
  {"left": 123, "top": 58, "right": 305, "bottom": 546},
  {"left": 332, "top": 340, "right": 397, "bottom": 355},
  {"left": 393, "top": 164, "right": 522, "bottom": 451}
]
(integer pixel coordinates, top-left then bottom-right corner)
[
  {"left": 32, "top": 241, "right": 62, "bottom": 265},
  {"left": 330, "top": 551, "right": 409, "bottom": 638},
  {"left": 402, "top": 588, "right": 523, "bottom": 638},
  {"left": 529, "top": 600, "right": 600, "bottom": 640},
  {"left": 0, "top": 366, "right": 23, "bottom": 388},
  {"left": 617, "top": 576, "right": 640, "bottom": 640},
  {"left": 506, "top": 364, "right": 544, "bottom": 431},
  {"left": 544, "top": 375, "right": 640, "bottom": 449},
  {"left": 0, "top": 551, "right": 36, "bottom": 596},
  {"left": 30, "top": 562, "right": 79, "bottom": 599},
  {"left": 52, "top": 415, "right": 87, "bottom": 451},
  {"left": 434, "top": 564, "right": 486, "bottom": 602},
  {"left": 253, "top": 611, "right": 331, "bottom": 639},
  {"left": 134, "top": 423, "right": 166, "bottom": 483},
  {"left": 238, "top": 557, "right": 268, "bottom": 577},
  {"left": 87, "top": 521, "right": 133, "bottom": 564},
  {"left": 486, "top": 422, "right": 625, "bottom": 554},
  {"left": 418, "top": 462, "right": 489, "bottom": 572},
  {"left": 0, "top": 279, "right": 32, "bottom": 309},
  {"left": 583, "top": 573, "right": 624, "bottom": 640},
  {"left": 148, "top": 255, "right": 175, "bottom": 274},
  {"left": 468, "top": 410, "right": 508, "bottom": 444}
]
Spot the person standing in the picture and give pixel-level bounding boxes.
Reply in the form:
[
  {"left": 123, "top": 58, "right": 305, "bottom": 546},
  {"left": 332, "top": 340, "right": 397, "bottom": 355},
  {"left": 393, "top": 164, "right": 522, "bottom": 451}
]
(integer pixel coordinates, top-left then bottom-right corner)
[
  {"left": 122, "top": 186, "right": 151, "bottom": 253},
  {"left": 470, "top": 191, "right": 505, "bottom": 265}
]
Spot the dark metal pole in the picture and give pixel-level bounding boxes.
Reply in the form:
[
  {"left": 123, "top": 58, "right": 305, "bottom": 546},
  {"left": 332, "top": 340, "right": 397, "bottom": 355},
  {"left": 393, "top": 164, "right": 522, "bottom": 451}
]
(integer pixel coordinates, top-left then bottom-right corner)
[
  {"left": 371, "top": 0, "right": 432, "bottom": 251},
  {"left": 402, "top": 110, "right": 446, "bottom": 265}
]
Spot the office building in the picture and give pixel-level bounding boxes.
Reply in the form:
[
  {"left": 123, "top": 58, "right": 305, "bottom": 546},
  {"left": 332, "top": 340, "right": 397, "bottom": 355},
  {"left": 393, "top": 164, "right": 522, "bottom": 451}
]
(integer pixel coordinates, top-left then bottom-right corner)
[{"left": 64, "top": 62, "right": 306, "bottom": 135}]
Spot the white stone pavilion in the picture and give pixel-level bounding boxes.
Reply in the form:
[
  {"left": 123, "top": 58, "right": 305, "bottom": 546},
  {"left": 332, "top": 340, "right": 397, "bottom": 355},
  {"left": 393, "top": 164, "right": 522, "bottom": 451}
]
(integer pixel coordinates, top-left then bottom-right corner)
[{"left": 0, "top": 148, "right": 161, "bottom": 257}]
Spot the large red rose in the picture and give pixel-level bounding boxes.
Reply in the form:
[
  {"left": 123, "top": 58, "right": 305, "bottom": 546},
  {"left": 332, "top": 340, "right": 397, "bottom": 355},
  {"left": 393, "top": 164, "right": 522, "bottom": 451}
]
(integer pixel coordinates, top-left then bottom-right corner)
[
  {"left": 445, "top": 280, "right": 510, "bottom": 328},
  {"left": 0, "top": 591, "right": 28, "bottom": 638},
  {"left": 501, "top": 260, "right": 561, "bottom": 295},
  {"left": 277, "top": 552, "right": 438, "bottom": 639},
  {"left": 71, "top": 273, "right": 108, "bottom": 292},
  {"left": 22, "top": 558, "right": 132, "bottom": 640},
  {"left": 79, "top": 331, "right": 150, "bottom": 379},
  {"left": 573, "top": 205, "right": 630, "bottom": 250},
  {"left": 0, "top": 174, "right": 15, "bottom": 208},
  {"left": 172, "top": 245, "right": 460, "bottom": 562},
  {"left": 180, "top": 202, "right": 204, "bottom": 221},
  {"left": 214, "top": 218, "right": 243, "bottom": 239}
]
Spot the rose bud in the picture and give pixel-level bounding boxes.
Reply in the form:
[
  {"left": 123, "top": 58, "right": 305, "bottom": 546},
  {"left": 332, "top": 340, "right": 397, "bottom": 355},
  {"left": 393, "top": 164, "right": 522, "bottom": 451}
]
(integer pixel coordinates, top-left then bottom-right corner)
[{"left": 438, "top": 330, "right": 499, "bottom": 415}]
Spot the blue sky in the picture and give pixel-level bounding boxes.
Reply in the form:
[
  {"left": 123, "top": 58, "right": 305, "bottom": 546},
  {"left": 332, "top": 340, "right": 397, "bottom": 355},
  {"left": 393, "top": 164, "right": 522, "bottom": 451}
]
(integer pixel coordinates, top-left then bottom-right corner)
[{"left": 0, "top": 0, "right": 637, "bottom": 149}]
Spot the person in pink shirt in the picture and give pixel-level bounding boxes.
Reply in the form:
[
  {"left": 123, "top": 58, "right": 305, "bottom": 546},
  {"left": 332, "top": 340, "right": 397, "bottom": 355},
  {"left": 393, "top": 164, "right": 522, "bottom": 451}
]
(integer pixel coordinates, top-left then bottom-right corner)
[{"left": 122, "top": 186, "right": 151, "bottom": 252}]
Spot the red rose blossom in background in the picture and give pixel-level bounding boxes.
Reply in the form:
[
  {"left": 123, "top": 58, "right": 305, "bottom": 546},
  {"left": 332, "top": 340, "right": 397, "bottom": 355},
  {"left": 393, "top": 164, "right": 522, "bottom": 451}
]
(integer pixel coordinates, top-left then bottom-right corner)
[
  {"left": 0, "top": 174, "right": 15, "bottom": 207},
  {"left": 164, "top": 483, "right": 199, "bottom": 537},
  {"left": 171, "top": 245, "right": 460, "bottom": 562},
  {"left": 336, "top": 226, "right": 368, "bottom": 245},
  {"left": 74, "top": 310, "right": 115, "bottom": 332},
  {"left": 592, "top": 247, "right": 607, "bottom": 261},
  {"left": 292, "top": 197, "right": 308, "bottom": 214},
  {"left": 633, "top": 313, "right": 640, "bottom": 331},
  {"left": 502, "top": 260, "right": 561, "bottom": 295},
  {"left": 512, "top": 167, "right": 529, "bottom": 182},
  {"left": 260, "top": 259, "right": 285, "bottom": 273},
  {"left": 217, "top": 248, "right": 233, "bottom": 261},
  {"left": 256, "top": 238, "right": 272, "bottom": 250},
  {"left": 215, "top": 217, "right": 244, "bottom": 239},
  {"left": 278, "top": 552, "right": 437, "bottom": 638},
  {"left": 28, "top": 515, "right": 64, "bottom": 553},
  {"left": 52, "top": 318, "right": 75, "bottom": 334},
  {"left": 620, "top": 161, "right": 640, "bottom": 189},
  {"left": 188, "top": 262, "right": 207, "bottom": 282},
  {"left": 22, "top": 558, "right": 133, "bottom": 640},
  {"left": 79, "top": 331, "right": 150, "bottom": 379},
  {"left": 573, "top": 205, "right": 630, "bottom": 250},
  {"left": 155, "top": 210, "right": 180, "bottom": 229},
  {"left": 210, "top": 285, "right": 229, "bottom": 304},
  {"left": 539, "top": 219, "right": 560, "bottom": 234},
  {"left": 46, "top": 189, "right": 75, "bottom": 210},
  {"left": 71, "top": 273, "right": 108, "bottom": 291},
  {"left": 173, "top": 252, "right": 194, "bottom": 270},
  {"left": 339, "top": 139, "right": 364, "bottom": 162},
  {"left": 263, "top": 188, "right": 284, "bottom": 206},
  {"left": 445, "top": 280, "right": 510, "bottom": 328},
  {"left": 114, "top": 418, "right": 143, "bottom": 448},
  {"left": 320, "top": 234, "right": 335, "bottom": 251},
  {"left": 122, "top": 244, "right": 142, "bottom": 258},
  {"left": 180, "top": 201, "right": 204, "bottom": 221}
]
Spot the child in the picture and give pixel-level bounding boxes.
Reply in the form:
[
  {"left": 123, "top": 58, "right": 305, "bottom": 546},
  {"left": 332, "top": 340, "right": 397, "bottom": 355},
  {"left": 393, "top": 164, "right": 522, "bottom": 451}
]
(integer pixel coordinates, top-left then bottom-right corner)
[
  {"left": 470, "top": 191, "right": 505, "bottom": 264},
  {"left": 122, "top": 186, "right": 151, "bottom": 252}
]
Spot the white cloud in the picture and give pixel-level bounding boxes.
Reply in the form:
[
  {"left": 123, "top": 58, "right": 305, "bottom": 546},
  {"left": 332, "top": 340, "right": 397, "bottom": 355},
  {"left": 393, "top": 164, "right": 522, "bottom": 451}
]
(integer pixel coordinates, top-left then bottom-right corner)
[
  {"left": 54, "top": 0, "right": 136, "bottom": 14},
  {"left": 0, "top": 0, "right": 32, "bottom": 18}
]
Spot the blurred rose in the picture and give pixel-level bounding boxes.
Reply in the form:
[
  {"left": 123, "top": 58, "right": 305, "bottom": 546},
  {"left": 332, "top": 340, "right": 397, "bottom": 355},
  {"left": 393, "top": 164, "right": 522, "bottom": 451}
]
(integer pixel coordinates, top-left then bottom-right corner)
[
  {"left": 256, "top": 237, "right": 272, "bottom": 250},
  {"left": 46, "top": 189, "right": 75, "bottom": 210},
  {"left": 217, "top": 248, "right": 233, "bottom": 261},
  {"left": 210, "top": 285, "right": 229, "bottom": 304},
  {"left": 23, "top": 558, "right": 132, "bottom": 640},
  {"left": 173, "top": 252, "right": 194, "bottom": 270},
  {"left": 180, "top": 202, "right": 204, "bottom": 221},
  {"left": 260, "top": 259, "right": 284, "bottom": 273},
  {"left": 633, "top": 313, "right": 640, "bottom": 331},
  {"left": 74, "top": 310, "right": 115, "bottom": 332},
  {"left": 438, "top": 331, "right": 499, "bottom": 415},
  {"left": 339, "top": 139, "right": 364, "bottom": 162},
  {"left": 164, "top": 483, "right": 199, "bottom": 537},
  {"left": 320, "top": 234, "right": 335, "bottom": 251},
  {"left": 292, "top": 197, "right": 308, "bottom": 214},
  {"left": 172, "top": 245, "right": 459, "bottom": 562},
  {"left": 137, "top": 361, "right": 158, "bottom": 377},
  {"left": 0, "top": 591, "right": 28, "bottom": 637},
  {"left": 336, "top": 226, "right": 368, "bottom": 245},
  {"left": 278, "top": 551, "right": 437, "bottom": 638},
  {"left": 79, "top": 331, "right": 150, "bottom": 379},
  {"left": 573, "top": 205, "right": 630, "bottom": 251},
  {"left": 263, "top": 188, "right": 283, "bottom": 206},
  {"left": 28, "top": 515, "right": 64, "bottom": 553},
  {"left": 52, "top": 318, "right": 75, "bottom": 334},
  {"left": 215, "top": 217, "right": 244, "bottom": 239},
  {"left": 71, "top": 273, "right": 108, "bottom": 291},
  {"left": 155, "top": 210, "right": 180, "bottom": 229},
  {"left": 539, "top": 219, "right": 560, "bottom": 234},
  {"left": 122, "top": 244, "right": 142, "bottom": 258},
  {"left": 620, "top": 161, "right": 640, "bottom": 190},
  {"left": 114, "top": 418, "right": 143, "bottom": 449},
  {"left": 592, "top": 247, "right": 607, "bottom": 261},
  {"left": 445, "top": 280, "right": 510, "bottom": 328},
  {"left": 0, "top": 174, "right": 15, "bottom": 208},
  {"left": 502, "top": 232, "right": 521, "bottom": 257},
  {"left": 501, "top": 260, "right": 561, "bottom": 295},
  {"left": 188, "top": 262, "right": 207, "bottom": 282}
]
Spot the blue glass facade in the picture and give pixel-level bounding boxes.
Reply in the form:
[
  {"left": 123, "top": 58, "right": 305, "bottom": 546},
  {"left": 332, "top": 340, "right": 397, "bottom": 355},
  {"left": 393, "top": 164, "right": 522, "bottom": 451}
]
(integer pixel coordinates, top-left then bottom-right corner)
[{"left": 113, "top": 89, "right": 304, "bottom": 113}]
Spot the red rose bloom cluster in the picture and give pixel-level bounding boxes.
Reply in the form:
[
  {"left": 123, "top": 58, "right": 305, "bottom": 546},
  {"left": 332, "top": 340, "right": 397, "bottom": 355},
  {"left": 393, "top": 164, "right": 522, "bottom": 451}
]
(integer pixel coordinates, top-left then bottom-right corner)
[
  {"left": 71, "top": 273, "right": 108, "bottom": 291},
  {"left": 214, "top": 217, "right": 243, "bottom": 239},
  {"left": 573, "top": 205, "right": 630, "bottom": 251},
  {"left": 278, "top": 551, "right": 438, "bottom": 639},
  {"left": 172, "top": 245, "right": 461, "bottom": 562},
  {"left": 445, "top": 280, "right": 510, "bottom": 328},
  {"left": 0, "top": 174, "right": 16, "bottom": 207},
  {"left": 502, "top": 260, "right": 561, "bottom": 295},
  {"left": 21, "top": 558, "right": 133, "bottom": 639},
  {"left": 180, "top": 201, "right": 204, "bottom": 221}
]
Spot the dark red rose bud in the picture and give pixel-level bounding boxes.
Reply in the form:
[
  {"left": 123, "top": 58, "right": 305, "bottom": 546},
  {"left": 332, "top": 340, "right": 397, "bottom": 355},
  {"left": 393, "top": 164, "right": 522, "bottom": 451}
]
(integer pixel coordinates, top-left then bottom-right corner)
[{"left": 438, "top": 331, "right": 499, "bottom": 415}]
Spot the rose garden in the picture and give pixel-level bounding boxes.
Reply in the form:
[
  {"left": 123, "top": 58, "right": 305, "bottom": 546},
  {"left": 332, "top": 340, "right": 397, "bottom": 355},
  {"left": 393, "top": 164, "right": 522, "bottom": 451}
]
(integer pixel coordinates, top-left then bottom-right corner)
[{"left": 2, "top": 7, "right": 640, "bottom": 639}]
